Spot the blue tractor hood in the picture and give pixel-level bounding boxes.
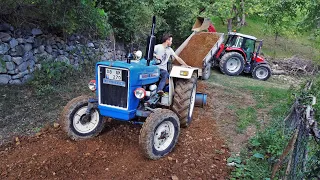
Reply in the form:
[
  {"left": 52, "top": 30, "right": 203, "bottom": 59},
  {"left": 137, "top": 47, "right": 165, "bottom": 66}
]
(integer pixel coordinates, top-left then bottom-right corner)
[
  {"left": 96, "top": 59, "right": 159, "bottom": 86},
  {"left": 95, "top": 59, "right": 160, "bottom": 121}
]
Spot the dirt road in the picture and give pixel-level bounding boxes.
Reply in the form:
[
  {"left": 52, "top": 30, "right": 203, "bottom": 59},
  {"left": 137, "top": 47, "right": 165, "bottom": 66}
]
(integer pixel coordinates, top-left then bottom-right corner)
[{"left": 0, "top": 82, "right": 231, "bottom": 179}]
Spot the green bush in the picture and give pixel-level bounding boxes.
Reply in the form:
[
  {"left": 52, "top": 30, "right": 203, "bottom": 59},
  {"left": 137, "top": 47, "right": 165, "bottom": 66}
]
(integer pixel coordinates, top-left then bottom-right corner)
[{"left": 0, "top": 0, "right": 111, "bottom": 38}]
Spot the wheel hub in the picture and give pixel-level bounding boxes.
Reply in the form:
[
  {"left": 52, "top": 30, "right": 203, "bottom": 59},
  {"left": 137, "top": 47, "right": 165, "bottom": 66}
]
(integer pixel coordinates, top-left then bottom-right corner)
[
  {"left": 256, "top": 67, "right": 268, "bottom": 79},
  {"left": 227, "top": 58, "right": 241, "bottom": 73},
  {"left": 73, "top": 107, "right": 100, "bottom": 134},
  {"left": 154, "top": 121, "right": 175, "bottom": 151}
]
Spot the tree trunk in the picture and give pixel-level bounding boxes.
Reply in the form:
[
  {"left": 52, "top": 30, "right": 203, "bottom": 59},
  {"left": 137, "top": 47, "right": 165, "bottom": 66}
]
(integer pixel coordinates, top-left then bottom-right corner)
[
  {"left": 227, "top": 19, "right": 232, "bottom": 32},
  {"left": 241, "top": 0, "right": 246, "bottom": 25}
]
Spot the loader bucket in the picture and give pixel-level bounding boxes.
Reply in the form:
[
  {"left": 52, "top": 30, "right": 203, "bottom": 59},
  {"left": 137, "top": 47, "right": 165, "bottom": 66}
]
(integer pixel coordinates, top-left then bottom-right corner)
[{"left": 192, "top": 17, "right": 213, "bottom": 32}]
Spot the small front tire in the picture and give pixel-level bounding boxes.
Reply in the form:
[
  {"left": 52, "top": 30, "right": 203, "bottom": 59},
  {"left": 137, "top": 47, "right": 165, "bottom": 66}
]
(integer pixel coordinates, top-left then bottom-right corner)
[
  {"left": 60, "top": 96, "right": 105, "bottom": 140},
  {"left": 252, "top": 64, "right": 271, "bottom": 81},
  {"left": 139, "top": 109, "right": 180, "bottom": 160}
]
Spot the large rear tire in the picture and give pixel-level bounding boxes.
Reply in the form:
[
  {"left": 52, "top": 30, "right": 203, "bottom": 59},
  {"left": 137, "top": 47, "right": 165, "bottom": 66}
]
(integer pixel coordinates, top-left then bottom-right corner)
[
  {"left": 60, "top": 96, "right": 105, "bottom": 140},
  {"left": 171, "top": 73, "right": 197, "bottom": 128},
  {"left": 252, "top": 64, "right": 271, "bottom": 81},
  {"left": 139, "top": 109, "right": 180, "bottom": 160},
  {"left": 219, "top": 52, "right": 244, "bottom": 76}
]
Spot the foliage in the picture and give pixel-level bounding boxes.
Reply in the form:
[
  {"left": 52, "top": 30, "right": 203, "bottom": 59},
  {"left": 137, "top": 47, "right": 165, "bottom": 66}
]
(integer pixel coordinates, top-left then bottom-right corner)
[
  {"left": 30, "top": 61, "right": 76, "bottom": 96},
  {"left": 236, "top": 106, "right": 257, "bottom": 132},
  {"left": 0, "top": 0, "right": 111, "bottom": 38}
]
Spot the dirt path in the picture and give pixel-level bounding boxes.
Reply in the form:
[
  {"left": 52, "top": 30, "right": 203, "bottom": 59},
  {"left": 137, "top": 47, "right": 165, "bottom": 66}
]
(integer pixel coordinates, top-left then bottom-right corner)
[{"left": 0, "top": 82, "right": 231, "bottom": 180}]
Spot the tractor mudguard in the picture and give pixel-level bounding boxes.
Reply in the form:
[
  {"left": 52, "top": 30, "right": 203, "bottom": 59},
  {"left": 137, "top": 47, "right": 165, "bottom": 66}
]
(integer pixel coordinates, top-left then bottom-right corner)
[{"left": 169, "top": 66, "right": 199, "bottom": 79}]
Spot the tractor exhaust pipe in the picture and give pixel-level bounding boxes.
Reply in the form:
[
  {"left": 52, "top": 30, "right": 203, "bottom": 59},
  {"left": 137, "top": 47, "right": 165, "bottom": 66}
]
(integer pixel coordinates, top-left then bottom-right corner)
[
  {"left": 145, "top": 16, "right": 156, "bottom": 66},
  {"left": 195, "top": 93, "right": 207, "bottom": 107}
]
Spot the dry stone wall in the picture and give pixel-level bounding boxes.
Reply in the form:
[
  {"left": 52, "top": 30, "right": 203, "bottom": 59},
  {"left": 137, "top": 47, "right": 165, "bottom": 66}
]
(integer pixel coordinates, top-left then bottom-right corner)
[{"left": 0, "top": 23, "right": 126, "bottom": 85}]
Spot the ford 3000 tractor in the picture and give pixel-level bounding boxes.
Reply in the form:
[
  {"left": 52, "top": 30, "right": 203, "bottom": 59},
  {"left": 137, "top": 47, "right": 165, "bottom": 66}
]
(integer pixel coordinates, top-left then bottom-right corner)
[{"left": 60, "top": 16, "right": 207, "bottom": 160}]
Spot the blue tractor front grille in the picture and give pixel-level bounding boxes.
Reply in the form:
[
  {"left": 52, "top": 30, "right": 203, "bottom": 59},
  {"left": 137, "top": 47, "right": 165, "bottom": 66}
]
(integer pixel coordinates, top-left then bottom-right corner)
[{"left": 99, "top": 66, "right": 129, "bottom": 109}]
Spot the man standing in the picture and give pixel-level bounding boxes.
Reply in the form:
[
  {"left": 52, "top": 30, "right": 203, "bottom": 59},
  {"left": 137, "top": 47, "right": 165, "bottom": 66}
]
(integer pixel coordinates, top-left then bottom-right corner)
[{"left": 154, "top": 34, "right": 189, "bottom": 95}]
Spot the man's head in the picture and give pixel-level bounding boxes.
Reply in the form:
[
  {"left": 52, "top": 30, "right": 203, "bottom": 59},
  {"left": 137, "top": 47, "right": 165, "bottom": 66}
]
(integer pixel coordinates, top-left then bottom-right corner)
[{"left": 162, "top": 34, "right": 173, "bottom": 47}]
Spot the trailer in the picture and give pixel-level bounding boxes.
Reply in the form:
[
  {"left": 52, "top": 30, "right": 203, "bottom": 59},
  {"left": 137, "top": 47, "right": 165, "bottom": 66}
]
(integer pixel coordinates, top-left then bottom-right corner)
[{"left": 174, "top": 18, "right": 224, "bottom": 80}]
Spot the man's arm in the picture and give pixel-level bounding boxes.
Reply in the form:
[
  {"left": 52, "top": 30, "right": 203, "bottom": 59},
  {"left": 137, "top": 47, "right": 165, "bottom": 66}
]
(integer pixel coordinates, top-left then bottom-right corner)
[{"left": 172, "top": 53, "right": 189, "bottom": 67}]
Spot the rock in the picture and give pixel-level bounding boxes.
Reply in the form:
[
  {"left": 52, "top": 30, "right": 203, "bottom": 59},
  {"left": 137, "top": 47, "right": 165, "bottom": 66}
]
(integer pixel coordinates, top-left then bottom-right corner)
[
  {"left": 0, "top": 23, "right": 12, "bottom": 32},
  {"left": 46, "top": 45, "right": 53, "bottom": 53},
  {"left": 9, "top": 79, "right": 22, "bottom": 85},
  {"left": 9, "top": 38, "right": 18, "bottom": 48},
  {"left": 171, "top": 175, "right": 179, "bottom": 180},
  {"left": 55, "top": 55, "right": 70, "bottom": 64},
  {"left": 22, "top": 74, "right": 32, "bottom": 83},
  {"left": 6, "top": 62, "right": 15, "bottom": 71},
  {"left": 33, "top": 48, "right": 39, "bottom": 54},
  {"left": 168, "top": 156, "right": 174, "bottom": 161},
  {"left": 1, "top": 55, "right": 12, "bottom": 62},
  {"left": 14, "top": 45, "right": 25, "bottom": 56},
  {"left": 33, "top": 38, "right": 42, "bottom": 48},
  {"left": 12, "top": 73, "right": 23, "bottom": 79},
  {"left": 66, "top": 45, "right": 76, "bottom": 52},
  {"left": 31, "top": 28, "right": 42, "bottom": 36},
  {"left": 87, "top": 42, "right": 94, "bottom": 48},
  {"left": 0, "top": 32, "right": 11, "bottom": 41},
  {"left": 18, "top": 62, "right": 28, "bottom": 72},
  {"left": 0, "top": 74, "right": 11, "bottom": 84},
  {"left": 52, "top": 44, "right": 58, "bottom": 49},
  {"left": 17, "top": 38, "right": 25, "bottom": 44},
  {"left": 24, "top": 44, "right": 33, "bottom": 52},
  {"left": 0, "top": 63, "right": 7, "bottom": 73},
  {"left": 26, "top": 37, "right": 34, "bottom": 43},
  {"left": 58, "top": 50, "right": 64, "bottom": 55},
  {"left": 38, "top": 45, "right": 45, "bottom": 53},
  {"left": 53, "top": 122, "right": 60, "bottom": 128},
  {"left": 12, "top": 57, "right": 23, "bottom": 65},
  {"left": 7, "top": 70, "right": 16, "bottom": 75},
  {"left": 15, "top": 137, "right": 20, "bottom": 145},
  {"left": 28, "top": 60, "right": 35, "bottom": 68},
  {"left": 23, "top": 51, "right": 34, "bottom": 61},
  {"left": 0, "top": 43, "right": 9, "bottom": 54}
]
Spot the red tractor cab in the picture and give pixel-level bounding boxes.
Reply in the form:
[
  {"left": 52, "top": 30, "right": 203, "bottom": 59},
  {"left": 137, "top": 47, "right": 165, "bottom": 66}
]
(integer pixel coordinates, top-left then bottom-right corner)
[{"left": 215, "top": 32, "right": 271, "bottom": 80}]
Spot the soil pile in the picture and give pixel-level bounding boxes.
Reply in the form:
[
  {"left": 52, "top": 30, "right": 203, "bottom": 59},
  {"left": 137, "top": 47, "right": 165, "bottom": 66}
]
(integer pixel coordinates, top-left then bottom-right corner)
[{"left": 178, "top": 32, "right": 220, "bottom": 68}]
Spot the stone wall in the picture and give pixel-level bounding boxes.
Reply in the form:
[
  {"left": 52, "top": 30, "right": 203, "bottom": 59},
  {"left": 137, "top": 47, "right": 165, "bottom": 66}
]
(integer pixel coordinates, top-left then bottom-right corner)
[{"left": 0, "top": 23, "right": 126, "bottom": 85}]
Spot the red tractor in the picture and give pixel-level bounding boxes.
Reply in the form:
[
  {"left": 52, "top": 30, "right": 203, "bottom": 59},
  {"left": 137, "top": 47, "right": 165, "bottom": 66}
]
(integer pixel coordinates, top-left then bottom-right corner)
[{"left": 214, "top": 32, "right": 271, "bottom": 80}]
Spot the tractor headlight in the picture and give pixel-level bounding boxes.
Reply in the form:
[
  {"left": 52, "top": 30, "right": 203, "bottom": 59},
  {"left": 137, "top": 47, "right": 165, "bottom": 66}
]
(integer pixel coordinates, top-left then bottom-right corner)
[
  {"left": 134, "top": 88, "right": 146, "bottom": 99},
  {"left": 180, "top": 70, "right": 189, "bottom": 76},
  {"left": 88, "top": 80, "right": 96, "bottom": 91}
]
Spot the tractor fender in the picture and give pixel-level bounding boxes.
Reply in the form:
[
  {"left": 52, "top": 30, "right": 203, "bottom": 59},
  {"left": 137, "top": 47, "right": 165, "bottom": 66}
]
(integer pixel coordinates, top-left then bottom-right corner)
[
  {"left": 168, "top": 66, "right": 198, "bottom": 106},
  {"left": 169, "top": 66, "right": 199, "bottom": 79}
]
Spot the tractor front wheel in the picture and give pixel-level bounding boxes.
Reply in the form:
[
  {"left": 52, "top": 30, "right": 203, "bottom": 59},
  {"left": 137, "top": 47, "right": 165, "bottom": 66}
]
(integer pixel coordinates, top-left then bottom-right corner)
[
  {"left": 139, "top": 109, "right": 180, "bottom": 160},
  {"left": 219, "top": 52, "right": 244, "bottom": 76},
  {"left": 252, "top": 64, "right": 271, "bottom": 81},
  {"left": 60, "top": 96, "right": 105, "bottom": 140}
]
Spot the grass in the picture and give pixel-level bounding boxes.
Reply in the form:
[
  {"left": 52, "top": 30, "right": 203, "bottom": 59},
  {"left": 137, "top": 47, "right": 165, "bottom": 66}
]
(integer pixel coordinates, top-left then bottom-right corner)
[
  {"left": 208, "top": 70, "right": 292, "bottom": 132},
  {"left": 0, "top": 63, "right": 96, "bottom": 144},
  {"left": 236, "top": 106, "right": 257, "bottom": 133}
]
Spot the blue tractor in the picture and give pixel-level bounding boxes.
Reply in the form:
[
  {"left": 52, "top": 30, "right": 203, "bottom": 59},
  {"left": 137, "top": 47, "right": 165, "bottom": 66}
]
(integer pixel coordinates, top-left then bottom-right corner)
[{"left": 60, "top": 17, "right": 207, "bottom": 160}]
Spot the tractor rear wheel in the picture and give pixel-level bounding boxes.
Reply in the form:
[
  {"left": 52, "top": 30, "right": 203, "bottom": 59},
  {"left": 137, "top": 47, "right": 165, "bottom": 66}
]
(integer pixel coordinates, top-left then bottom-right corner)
[
  {"left": 202, "top": 62, "right": 211, "bottom": 80},
  {"left": 171, "top": 73, "right": 197, "bottom": 128},
  {"left": 252, "top": 64, "right": 271, "bottom": 81},
  {"left": 219, "top": 52, "right": 244, "bottom": 76},
  {"left": 139, "top": 109, "right": 180, "bottom": 160},
  {"left": 60, "top": 96, "right": 105, "bottom": 140}
]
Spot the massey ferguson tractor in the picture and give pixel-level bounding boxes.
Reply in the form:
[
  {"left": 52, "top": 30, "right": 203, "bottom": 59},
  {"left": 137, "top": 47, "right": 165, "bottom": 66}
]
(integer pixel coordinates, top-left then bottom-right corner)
[
  {"left": 176, "top": 17, "right": 271, "bottom": 81},
  {"left": 60, "top": 16, "right": 207, "bottom": 160}
]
